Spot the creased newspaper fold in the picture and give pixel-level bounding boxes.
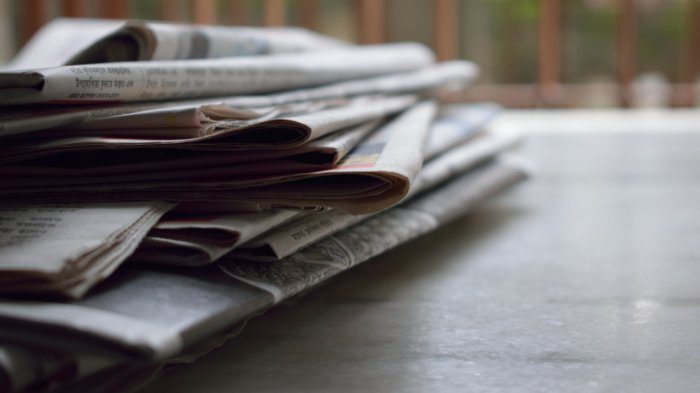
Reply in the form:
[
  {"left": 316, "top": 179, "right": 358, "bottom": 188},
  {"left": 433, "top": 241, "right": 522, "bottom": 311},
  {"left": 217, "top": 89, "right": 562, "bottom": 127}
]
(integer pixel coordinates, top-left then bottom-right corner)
[
  {"left": 234, "top": 122, "right": 521, "bottom": 262},
  {"left": 0, "top": 158, "right": 528, "bottom": 362},
  {"left": 0, "top": 43, "right": 433, "bottom": 105},
  {"left": 6, "top": 18, "right": 344, "bottom": 70},
  {"left": 0, "top": 61, "right": 477, "bottom": 139},
  {"left": 134, "top": 104, "right": 505, "bottom": 266},
  {"left": 132, "top": 209, "right": 303, "bottom": 266},
  {"left": 0, "top": 118, "right": 382, "bottom": 180},
  {"left": 223, "top": 157, "right": 530, "bottom": 302},
  {"left": 0, "top": 95, "right": 412, "bottom": 165},
  {"left": 0, "top": 202, "right": 173, "bottom": 299},
  {"left": 0, "top": 61, "right": 475, "bottom": 137},
  {"left": 0, "top": 102, "right": 436, "bottom": 215}
]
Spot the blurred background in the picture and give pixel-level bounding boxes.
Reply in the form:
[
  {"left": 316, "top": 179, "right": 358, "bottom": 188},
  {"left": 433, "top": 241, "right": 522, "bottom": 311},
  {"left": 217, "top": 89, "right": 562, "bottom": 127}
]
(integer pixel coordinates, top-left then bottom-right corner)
[{"left": 1, "top": 0, "right": 698, "bottom": 108}]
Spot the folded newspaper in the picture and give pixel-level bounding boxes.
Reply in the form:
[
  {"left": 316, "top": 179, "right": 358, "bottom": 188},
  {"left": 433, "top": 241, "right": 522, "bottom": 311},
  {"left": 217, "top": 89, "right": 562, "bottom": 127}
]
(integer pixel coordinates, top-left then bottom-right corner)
[
  {"left": 0, "top": 61, "right": 476, "bottom": 137},
  {"left": 7, "top": 18, "right": 345, "bottom": 70},
  {"left": 131, "top": 103, "right": 508, "bottom": 266},
  {"left": 0, "top": 202, "right": 172, "bottom": 299},
  {"left": 0, "top": 43, "right": 433, "bottom": 105},
  {"left": 0, "top": 101, "right": 437, "bottom": 215}
]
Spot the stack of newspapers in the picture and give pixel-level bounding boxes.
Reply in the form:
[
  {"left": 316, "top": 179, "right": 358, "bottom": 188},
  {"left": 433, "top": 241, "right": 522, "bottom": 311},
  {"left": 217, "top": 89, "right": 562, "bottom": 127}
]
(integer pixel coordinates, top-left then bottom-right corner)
[{"left": 0, "top": 19, "right": 530, "bottom": 392}]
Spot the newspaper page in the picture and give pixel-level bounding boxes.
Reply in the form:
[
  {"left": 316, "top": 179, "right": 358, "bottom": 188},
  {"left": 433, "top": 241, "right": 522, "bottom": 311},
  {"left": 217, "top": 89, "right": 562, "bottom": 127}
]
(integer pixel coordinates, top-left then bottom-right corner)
[
  {"left": 6, "top": 18, "right": 344, "bottom": 71},
  {"left": 3, "top": 19, "right": 122, "bottom": 71},
  {"left": 131, "top": 209, "right": 303, "bottom": 266},
  {"left": 0, "top": 95, "right": 411, "bottom": 165},
  {"left": 0, "top": 60, "right": 475, "bottom": 136},
  {"left": 0, "top": 118, "right": 381, "bottom": 180},
  {"left": 127, "top": 121, "right": 381, "bottom": 266},
  {"left": 66, "top": 19, "right": 345, "bottom": 65},
  {"left": 0, "top": 43, "right": 434, "bottom": 105},
  {"left": 424, "top": 102, "right": 501, "bottom": 159},
  {"left": 0, "top": 101, "right": 435, "bottom": 215},
  {"left": 222, "top": 158, "right": 530, "bottom": 302},
  {"left": 0, "top": 265, "right": 276, "bottom": 361},
  {"left": 234, "top": 122, "right": 522, "bottom": 261},
  {"left": 0, "top": 202, "right": 173, "bottom": 299},
  {"left": 0, "top": 158, "right": 527, "bottom": 363}
]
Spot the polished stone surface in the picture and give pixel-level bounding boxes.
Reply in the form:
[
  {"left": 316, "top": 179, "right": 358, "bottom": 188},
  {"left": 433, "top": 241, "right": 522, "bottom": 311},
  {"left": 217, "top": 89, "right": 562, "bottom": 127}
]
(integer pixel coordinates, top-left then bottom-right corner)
[{"left": 143, "top": 112, "right": 700, "bottom": 393}]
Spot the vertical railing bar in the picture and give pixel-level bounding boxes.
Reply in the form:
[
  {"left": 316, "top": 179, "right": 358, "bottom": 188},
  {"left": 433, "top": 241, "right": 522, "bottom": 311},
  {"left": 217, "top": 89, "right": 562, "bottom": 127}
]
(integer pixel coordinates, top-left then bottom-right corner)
[
  {"left": 229, "top": 0, "right": 251, "bottom": 26},
  {"left": 263, "top": 0, "right": 286, "bottom": 27},
  {"left": 356, "top": 0, "right": 387, "bottom": 44},
  {"left": 298, "top": 0, "right": 319, "bottom": 30},
  {"left": 100, "top": 0, "right": 129, "bottom": 19},
  {"left": 160, "top": 0, "right": 183, "bottom": 21},
  {"left": 616, "top": 0, "right": 636, "bottom": 108},
  {"left": 61, "top": 0, "right": 88, "bottom": 17},
  {"left": 538, "top": 0, "right": 561, "bottom": 106},
  {"left": 677, "top": 0, "right": 700, "bottom": 107},
  {"left": 21, "top": 0, "right": 48, "bottom": 44},
  {"left": 433, "top": 0, "right": 458, "bottom": 61},
  {"left": 192, "top": 0, "right": 218, "bottom": 24}
]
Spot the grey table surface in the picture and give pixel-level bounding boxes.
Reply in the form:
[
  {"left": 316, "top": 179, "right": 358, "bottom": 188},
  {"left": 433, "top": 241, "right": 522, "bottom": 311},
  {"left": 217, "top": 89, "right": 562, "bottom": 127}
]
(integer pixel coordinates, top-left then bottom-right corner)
[{"left": 143, "top": 110, "right": 700, "bottom": 393}]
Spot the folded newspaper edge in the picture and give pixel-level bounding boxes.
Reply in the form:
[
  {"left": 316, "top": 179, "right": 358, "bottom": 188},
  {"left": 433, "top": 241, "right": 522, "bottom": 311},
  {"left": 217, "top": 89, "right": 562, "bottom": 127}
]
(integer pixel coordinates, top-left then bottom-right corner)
[
  {"left": 0, "top": 202, "right": 173, "bottom": 299},
  {"left": 0, "top": 157, "right": 529, "bottom": 363},
  {"left": 6, "top": 18, "right": 346, "bottom": 70},
  {"left": 235, "top": 123, "right": 522, "bottom": 262},
  {"left": 0, "top": 95, "right": 414, "bottom": 165},
  {"left": 131, "top": 103, "right": 504, "bottom": 266},
  {"left": 0, "top": 61, "right": 476, "bottom": 137},
  {"left": 0, "top": 43, "right": 434, "bottom": 105},
  {"left": 0, "top": 102, "right": 437, "bottom": 215}
]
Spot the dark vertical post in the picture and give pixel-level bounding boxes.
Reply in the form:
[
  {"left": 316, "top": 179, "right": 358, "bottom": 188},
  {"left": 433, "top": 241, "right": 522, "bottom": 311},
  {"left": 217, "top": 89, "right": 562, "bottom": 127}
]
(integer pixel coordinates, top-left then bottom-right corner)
[
  {"left": 434, "top": 0, "right": 458, "bottom": 61},
  {"left": 192, "top": 0, "right": 218, "bottom": 24},
  {"left": 299, "top": 0, "right": 319, "bottom": 30},
  {"left": 677, "top": 0, "right": 700, "bottom": 106},
  {"left": 263, "top": 0, "right": 286, "bottom": 27},
  {"left": 356, "top": 0, "right": 387, "bottom": 44},
  {"left": 61, "top": 0, "right": 88, "bottom": 17},
  {"left": 229, "top": 0, "right": 251, "bottom": 25},
  {"left": 616, "top": 0, "right": 637, "bottom": 107},
  {"left": 21, "top": 0, "right": 48, "bottom": 43},
  {"left": 161, "top": 0, "right": 183, "bottom": 21},
  {"left": 538, "top": 0, "right": 561, "bottom": 106}
]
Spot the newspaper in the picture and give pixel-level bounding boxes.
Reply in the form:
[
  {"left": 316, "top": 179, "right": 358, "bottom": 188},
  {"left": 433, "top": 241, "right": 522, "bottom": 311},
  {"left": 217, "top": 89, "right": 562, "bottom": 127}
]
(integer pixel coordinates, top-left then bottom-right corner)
[
  {"left": 127, "top": 104, "right": 500, "bottom": 266},
  {"left": 131, "top": 209, "right": 303, "bottom": 266},
  {"left": 0, "top": 202, "right": 173, "bottom": 299},
  {"left": 128, "top": 120, "right": 382, "bottom": 266},
  {"left": 234, "top": 122, "right": 522, "bottom": 261},
  {"left": 6, "top": 18, "right": 343, "bottom": 70},
  {"left": 0, "top": 102, "right": 436, "bottom": 215},
  {"left": 0, "top": 95, "right": 412, "bottom": 165},
  {"left": 223, "top": 157, "right": 530, "bottom": 301},
  {"left": 0, "top": 43, "right": 434, "bottom": 105},
  {"left": 68, "top": 19, "right": 343, "bottom": 65},
  {"left": 424, "top": 102, "right": 501, "bottom": 159},
  {"left": 0, "top": 158, "right": 528, "bottom": 362},
  {"left": 0, "top": 119, "right": 381, "bottom": 180},
  {"left": 4, "top": 18, "right": 124, "bottom": 71},
  {"left": 141, "top": 103, "right": 499, "bottom": 265},
  {"left": 0, "top": 61, "right": 475, "bottom": 137}
]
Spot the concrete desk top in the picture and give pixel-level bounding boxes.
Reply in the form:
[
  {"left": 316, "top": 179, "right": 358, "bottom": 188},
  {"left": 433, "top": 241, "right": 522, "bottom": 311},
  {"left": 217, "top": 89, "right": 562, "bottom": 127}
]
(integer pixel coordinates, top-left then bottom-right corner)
[{"left": 143, "top": 110, "right": 700, "bottom": 393}]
